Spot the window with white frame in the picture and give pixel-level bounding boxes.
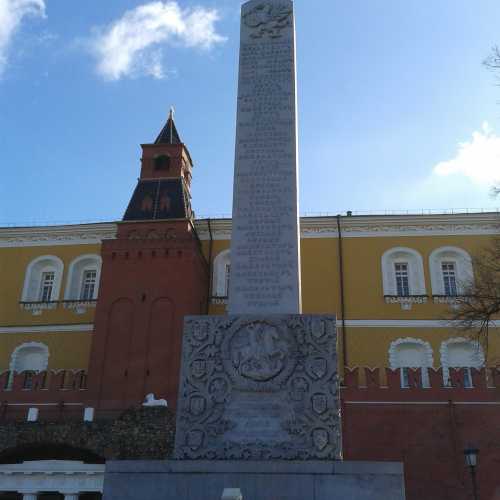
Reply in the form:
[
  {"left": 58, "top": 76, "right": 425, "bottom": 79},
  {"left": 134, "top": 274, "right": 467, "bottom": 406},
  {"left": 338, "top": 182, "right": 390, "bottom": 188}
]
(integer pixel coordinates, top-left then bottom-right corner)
[
  {"left": 80, "top": 269, "right": 97, "bottom": 300},
  {"left": 389, "top": 338, "right": 433, "bottom": 388},
  {"left": 39, "top": 271, "right": 55, "bottom": 302},
  {"left": 212, "top": 249, "right": 231, "bottom": 298},
  {"left": 394, "top": 263, "right": 410, "bottom": 296},
  {"left": 429, "top": 247, "right": 473, "bottom": 296},
  {"left": 440, "top": 338, "right": 484, "bottom": 388},
  {"left": 441, "top": 262, "right": 458, "bottom": 296},
  {"left": 65, "top": 254, "right": 102, "bottom": 301},
  {"left": 21, "top": 256, "right": 64, "bottom": 303},
  {"left": 381, "top": 248, "right": 426, "bottom": 296}
]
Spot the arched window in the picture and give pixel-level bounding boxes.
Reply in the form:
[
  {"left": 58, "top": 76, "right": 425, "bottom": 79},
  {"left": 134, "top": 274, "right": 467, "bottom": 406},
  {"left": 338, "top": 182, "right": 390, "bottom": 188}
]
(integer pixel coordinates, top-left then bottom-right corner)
[
  {"left": 389, "top": 338, "right": 433, "bottom": 388},
  {"left": 381, "top": 248, "right": 426, "bottom": 296},
  {"left": 440, "top": 338, "right": 484, "bottom": 387},
  {"left": 154, "top": 154, "right": 171, "bottom": 170},
  {"left": 429, "top": 247, "right": 473, "bottom": 296},
  {"left": 10, "top": 342, "right": 49, "bottom": 373},
  {"left": 21, "top": 256, "right": 64, "bottom": 303},
  {"left": 212, "top": 249, "right": 230, "bottom": 298},
  {"left": 65, "top": 254, "right": 102, "bottom": 301}
]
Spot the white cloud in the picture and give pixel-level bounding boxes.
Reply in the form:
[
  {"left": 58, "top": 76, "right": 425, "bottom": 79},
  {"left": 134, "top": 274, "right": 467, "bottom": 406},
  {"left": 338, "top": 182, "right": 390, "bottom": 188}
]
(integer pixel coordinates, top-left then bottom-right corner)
[
  {"left": 0, "top": 0, "right": 46, "bottom": 76},
  {"left": 89, "top": 1, "right": 226, "bottom": 81},
  {"left": 393, "top": 123, "right": 500, "bottom": 210},
  {"left": 433, "top": 122, "right": 500, "bottom": 187}
]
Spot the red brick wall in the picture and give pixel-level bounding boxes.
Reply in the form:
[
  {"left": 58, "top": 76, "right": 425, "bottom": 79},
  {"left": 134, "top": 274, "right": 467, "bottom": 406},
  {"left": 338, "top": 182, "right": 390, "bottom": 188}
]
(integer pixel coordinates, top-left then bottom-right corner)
[
  {"left": 86, "top": 220, "right": 208, "bottom": 411},
  {"left": 342, "top": 367, "right": 500, "bottom": 500}
]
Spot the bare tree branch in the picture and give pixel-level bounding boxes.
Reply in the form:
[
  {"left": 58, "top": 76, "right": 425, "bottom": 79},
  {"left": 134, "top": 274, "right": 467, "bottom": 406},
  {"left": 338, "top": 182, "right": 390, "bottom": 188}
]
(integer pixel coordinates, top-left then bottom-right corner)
[{"left": 449, "top": 237, "right": 500, "bottom": 362}]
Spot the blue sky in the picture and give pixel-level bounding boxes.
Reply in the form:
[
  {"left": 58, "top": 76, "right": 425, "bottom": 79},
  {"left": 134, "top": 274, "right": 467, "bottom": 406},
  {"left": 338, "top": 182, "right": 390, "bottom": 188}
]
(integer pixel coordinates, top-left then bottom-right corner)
[{"left": 1, "top": 0, "right": 500, "bottom": 225}]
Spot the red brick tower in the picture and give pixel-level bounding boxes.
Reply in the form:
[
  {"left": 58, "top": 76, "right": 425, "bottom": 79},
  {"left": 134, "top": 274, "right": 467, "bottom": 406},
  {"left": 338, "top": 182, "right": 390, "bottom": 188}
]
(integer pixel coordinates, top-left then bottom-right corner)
[{"left": 86, "top": 110, "right": 208, "bottom": 411}]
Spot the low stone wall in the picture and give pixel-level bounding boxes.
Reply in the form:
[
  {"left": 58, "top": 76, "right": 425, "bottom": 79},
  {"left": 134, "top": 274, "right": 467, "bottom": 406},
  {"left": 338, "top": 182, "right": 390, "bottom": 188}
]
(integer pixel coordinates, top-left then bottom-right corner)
[{"left": 0, "top": 407, "right": 175, "bottom": 461}]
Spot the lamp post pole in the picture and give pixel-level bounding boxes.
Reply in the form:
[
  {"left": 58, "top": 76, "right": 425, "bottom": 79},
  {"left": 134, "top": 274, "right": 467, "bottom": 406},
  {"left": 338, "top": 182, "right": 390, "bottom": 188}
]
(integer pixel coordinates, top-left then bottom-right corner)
[
  {"left": 464, "top": 447, "right": 479, "bottom": 500},
  {"left": 469, "top": 465, "right": 479, "bottom": 500}
]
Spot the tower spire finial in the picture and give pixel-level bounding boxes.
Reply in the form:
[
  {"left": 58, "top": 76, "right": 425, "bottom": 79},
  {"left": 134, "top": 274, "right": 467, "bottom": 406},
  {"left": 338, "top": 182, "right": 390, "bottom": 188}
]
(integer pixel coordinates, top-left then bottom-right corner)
[{"left": 154, "top": 106, "right": 181, "bottom": 145}]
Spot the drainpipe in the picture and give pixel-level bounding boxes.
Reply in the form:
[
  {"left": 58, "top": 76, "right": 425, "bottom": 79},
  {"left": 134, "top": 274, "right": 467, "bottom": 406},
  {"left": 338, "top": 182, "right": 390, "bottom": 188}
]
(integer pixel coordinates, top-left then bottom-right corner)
[
  {"left": 336, "top": 215, "right": 348, "bottom": 369},
  {"left": 206, "top": 218, "right": 214, "bottom": 313}
]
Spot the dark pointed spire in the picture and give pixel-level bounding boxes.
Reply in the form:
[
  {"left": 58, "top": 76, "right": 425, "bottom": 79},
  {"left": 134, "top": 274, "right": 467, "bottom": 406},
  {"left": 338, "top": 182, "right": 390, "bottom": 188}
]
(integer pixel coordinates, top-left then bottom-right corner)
[{"left": 154, "top": 107, "right": 181, "bottom": 145}]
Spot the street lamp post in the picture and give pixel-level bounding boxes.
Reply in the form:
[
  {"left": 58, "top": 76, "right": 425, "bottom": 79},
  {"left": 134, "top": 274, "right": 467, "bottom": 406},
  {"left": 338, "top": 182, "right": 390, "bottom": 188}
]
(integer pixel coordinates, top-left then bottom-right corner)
[{"left": 464, "top": 447, "right": 479, "bottom": 500}]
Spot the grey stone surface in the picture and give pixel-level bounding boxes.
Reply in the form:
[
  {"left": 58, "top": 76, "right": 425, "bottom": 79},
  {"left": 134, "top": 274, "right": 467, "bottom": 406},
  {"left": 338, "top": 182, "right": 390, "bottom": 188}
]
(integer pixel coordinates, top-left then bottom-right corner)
[
  {"left": 175, "top": 314, "right": 340, "bottom": 460},
  {"left": 228, "top": 0, "right": 302, "bottom": 315},
  {"left": 103, "top": 460, "right": 406, "bottom": 500}
]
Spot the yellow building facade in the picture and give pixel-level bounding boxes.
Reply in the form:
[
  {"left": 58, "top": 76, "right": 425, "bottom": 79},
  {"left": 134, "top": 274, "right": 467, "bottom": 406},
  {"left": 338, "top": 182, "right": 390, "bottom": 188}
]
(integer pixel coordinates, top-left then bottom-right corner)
[{"left": 1, "top": 212, "right": 499, "bottom": 380}]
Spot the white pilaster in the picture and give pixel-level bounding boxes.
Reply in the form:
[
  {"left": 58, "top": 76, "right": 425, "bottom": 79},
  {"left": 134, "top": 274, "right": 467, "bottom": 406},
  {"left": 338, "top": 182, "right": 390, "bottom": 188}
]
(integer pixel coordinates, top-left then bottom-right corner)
[
  {"left": 63, "top": 493, "right": 79, "bottom": 500},
  {"left": 21, "top": 493, "right": 38, "bottom": 500}
]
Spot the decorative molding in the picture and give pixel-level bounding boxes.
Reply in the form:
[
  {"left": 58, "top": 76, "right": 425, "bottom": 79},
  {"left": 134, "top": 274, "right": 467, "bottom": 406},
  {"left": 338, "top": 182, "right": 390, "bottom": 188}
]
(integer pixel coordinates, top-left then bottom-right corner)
[
  {"left": 0, "top": 320, "right": 497, "bottom": 334},
  {"left": 432, "top": 295, "right": 470, "bottom": 305},
  {"left": 63, "top": 299, "right": 97, "bottom": 314},
  {"left": 64, "top": 253, "right": 102, "bottom": 301},
  {"left": 0, "top": 223, "right": 117, "bottom": 248},
  {"left": 9, "top": 341, "right": 49, "bottom": 373},
  {"left": 0, "top": 324, "right": 93, "bottom": 334},
  {"left": 1, "top": 215, "right": 499, "bottom": 247},
  {"left": 21, "top": 255, "right": 64, "bottom": 304},
  {"left": 381, "top": 247, "right": 426, "bottom": 296},
  {"left": 440, "top": 337, "right": 485, "bottom": 385},
  {"left": 194, "top": 213, "right": 500, "bottom": 240},
  {"left": 429, "top": 246, "right": 473, "bottom": 295},
  {"left": 339, "top": 319, "right": 499, "bottom": 328},
  {"left": 384, "top": 295, "right": 428, "bottom": 310},
  {"left": 19, "top": 301, "right": 58, "bottom": 315},
  {"left": 388, "top": 337, "right": 434, "bottom": 369}
]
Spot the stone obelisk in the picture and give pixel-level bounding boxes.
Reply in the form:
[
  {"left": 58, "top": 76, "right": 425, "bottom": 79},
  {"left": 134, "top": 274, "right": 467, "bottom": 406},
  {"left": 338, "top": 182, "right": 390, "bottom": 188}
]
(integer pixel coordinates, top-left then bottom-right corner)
[
  {"left": 175, "top": 0, "right": 339, "bottom": 462},
  {"left": 228, "top": 0, "right": 301, "bottom": 315}
]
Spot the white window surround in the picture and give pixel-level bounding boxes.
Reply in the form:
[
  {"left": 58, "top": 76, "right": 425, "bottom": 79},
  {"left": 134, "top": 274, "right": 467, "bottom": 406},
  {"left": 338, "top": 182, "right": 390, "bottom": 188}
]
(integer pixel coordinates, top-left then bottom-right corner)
[
  {"left": 21, "top": 255, "right": 64, "bottom": 302},
  {"left": 429, "top": 246, "right": 473, "bottom": 296},
  {"left": 212, "top": 249, "right": 230, "bottom": 297},
  {"left": 381, "top": 247, "right": 426, "bottom": 296},
  {"left": 9, "top": 342, "right": 49, "bottom": 373},
  {"left": 64, "top": 254, "right": 102, "bottom": 301},
  {"left": 388, "top": 337, "right": 434, "bottom": 387},
  {"left": 440, "top": 337, "right": 485, "bottom": 386}
]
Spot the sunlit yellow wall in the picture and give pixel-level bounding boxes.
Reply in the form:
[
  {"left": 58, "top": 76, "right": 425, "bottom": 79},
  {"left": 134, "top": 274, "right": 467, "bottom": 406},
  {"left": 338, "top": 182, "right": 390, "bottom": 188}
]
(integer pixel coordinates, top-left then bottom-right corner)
[
  {"left": 340, "top": 234, "right": 493, "bottom": 319},
  {"left": 205, "top": 232, "right": 500, "bottom": 367},
  {"left": 0, "top": 243, "right": 100, "bottom": 370},
  {"left": 1, "top": 225, "right": 498, "bottom": 373},
  {"left": 0, "top": 244, "right": 101, "bottom": 325},
  {"left": 0, "top": 333, "right": 92, "bottom": 371}
]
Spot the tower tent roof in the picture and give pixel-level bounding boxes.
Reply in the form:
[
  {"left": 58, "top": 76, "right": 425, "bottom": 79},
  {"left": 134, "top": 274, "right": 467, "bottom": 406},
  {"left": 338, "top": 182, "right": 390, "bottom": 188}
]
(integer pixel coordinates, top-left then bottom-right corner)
[{"left": 154, "top": 109, "right": 182, "bottom": 145}]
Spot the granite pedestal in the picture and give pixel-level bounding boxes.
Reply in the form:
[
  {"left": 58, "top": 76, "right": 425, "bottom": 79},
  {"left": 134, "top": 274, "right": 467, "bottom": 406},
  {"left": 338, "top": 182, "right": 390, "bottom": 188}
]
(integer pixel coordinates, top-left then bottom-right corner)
[{"left": 103, "top": 460, "right": 405, "bottom": 500}]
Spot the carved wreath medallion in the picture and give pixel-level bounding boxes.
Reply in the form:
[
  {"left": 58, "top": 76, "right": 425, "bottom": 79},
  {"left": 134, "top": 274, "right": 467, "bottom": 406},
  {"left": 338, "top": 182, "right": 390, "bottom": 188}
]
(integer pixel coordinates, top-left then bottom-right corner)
[{"left": 243, "top": 2, "right": 293, "bottom": 39}]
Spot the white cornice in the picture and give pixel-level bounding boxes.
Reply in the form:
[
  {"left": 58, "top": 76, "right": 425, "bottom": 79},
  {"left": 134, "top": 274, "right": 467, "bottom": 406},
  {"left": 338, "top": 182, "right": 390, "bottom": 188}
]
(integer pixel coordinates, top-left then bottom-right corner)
[
  {"left": 195, "top": 213, "right": 500, "bottom": 240},
  {"left": 1, "top": 213, "right": 499, "bottom": 247},
  {"left": 339, "top": 319, "right": 499, "bottom": 328},
  {"left": 0, "top": 324, "right": 94, "bottom": 334},
  {"left": 0, "top": 223, "right": 117, "bottom": 247},
  {"left": 0, "top": 320, "right": 497, "bottom": 333}
]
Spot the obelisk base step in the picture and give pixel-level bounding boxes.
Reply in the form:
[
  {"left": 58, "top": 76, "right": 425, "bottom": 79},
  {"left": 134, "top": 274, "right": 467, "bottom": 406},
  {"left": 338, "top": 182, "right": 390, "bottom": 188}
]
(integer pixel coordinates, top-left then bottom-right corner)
[{"left": 102, "top": 460, "right": 406, "bottom": 500}]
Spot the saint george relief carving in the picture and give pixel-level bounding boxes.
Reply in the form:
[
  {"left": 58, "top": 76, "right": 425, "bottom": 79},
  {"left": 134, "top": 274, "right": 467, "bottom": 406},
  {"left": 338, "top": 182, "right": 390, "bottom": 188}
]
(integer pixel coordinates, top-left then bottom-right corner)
[{"left": 175, "top": 315, "right": 340, "bottom": 460}]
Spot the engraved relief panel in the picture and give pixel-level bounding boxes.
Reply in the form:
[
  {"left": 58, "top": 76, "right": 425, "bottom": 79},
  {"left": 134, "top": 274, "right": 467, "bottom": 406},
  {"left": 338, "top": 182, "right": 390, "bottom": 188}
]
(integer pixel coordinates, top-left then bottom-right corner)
[{"left": 175, "top": 314, "right": 340, "bottom": 460}]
